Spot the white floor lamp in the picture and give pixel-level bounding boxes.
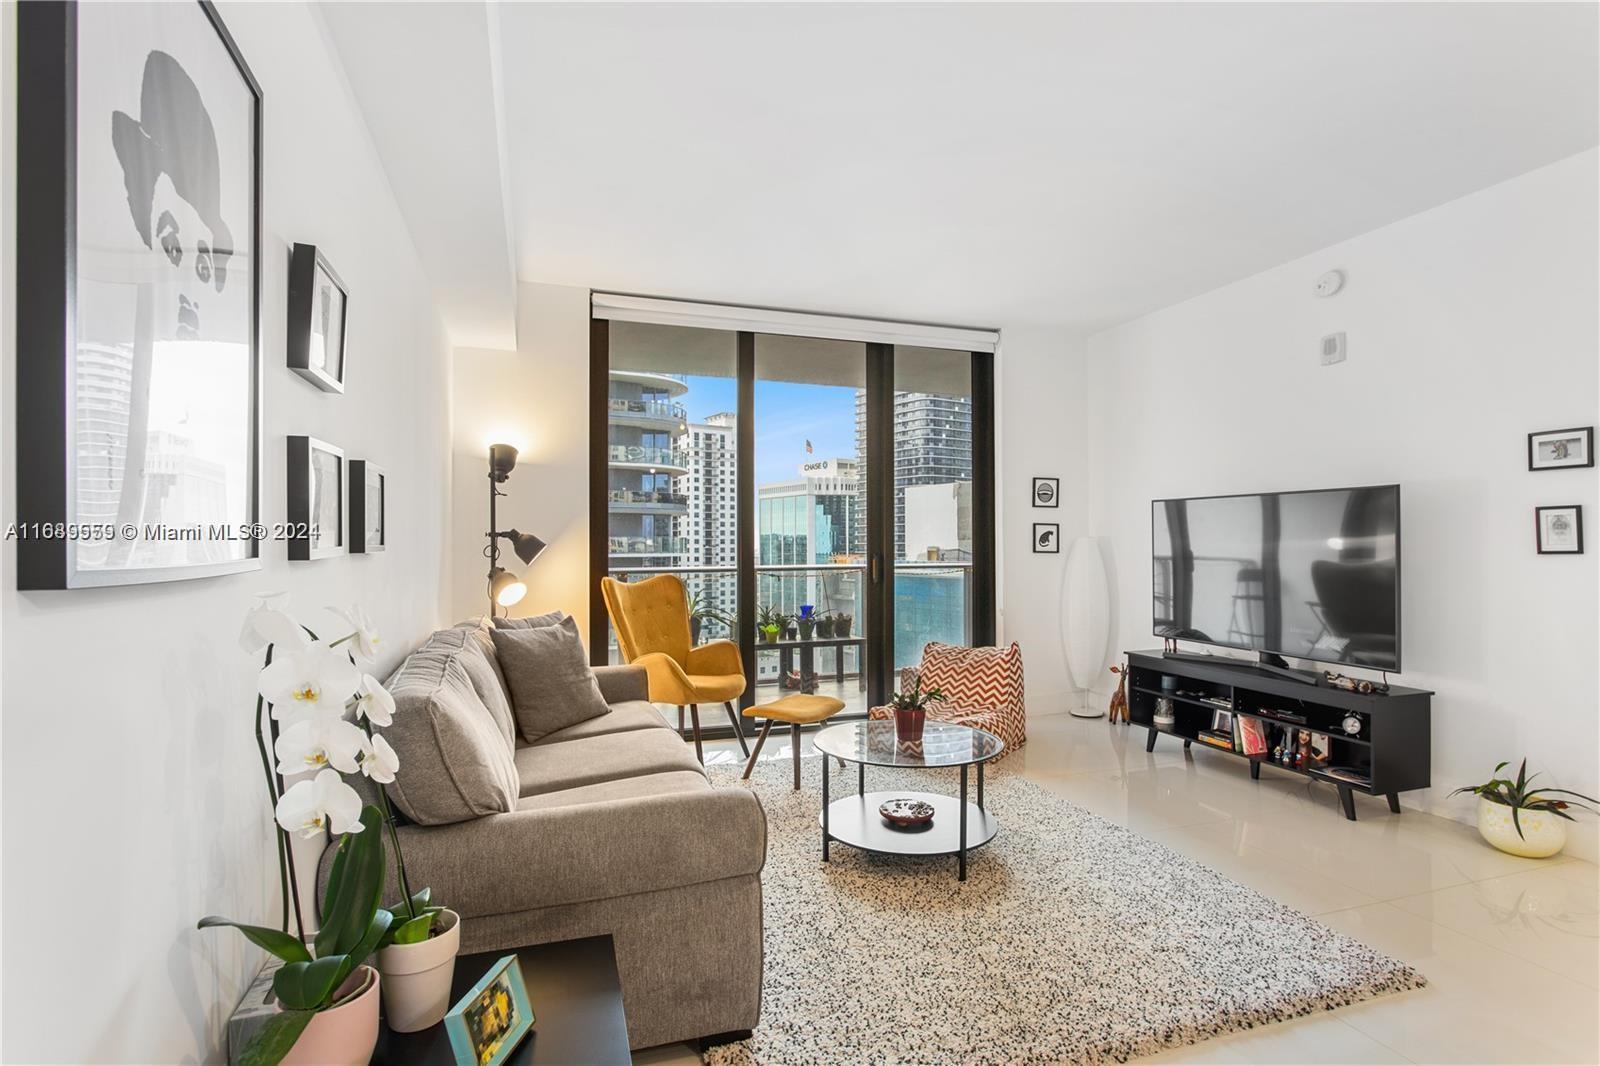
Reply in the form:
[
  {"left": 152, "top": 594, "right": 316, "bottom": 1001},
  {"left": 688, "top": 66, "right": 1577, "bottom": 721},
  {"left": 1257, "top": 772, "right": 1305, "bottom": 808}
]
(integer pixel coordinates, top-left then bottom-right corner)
[{"left": 1061, "top": 536, "right": 1111, "bottom": 718}]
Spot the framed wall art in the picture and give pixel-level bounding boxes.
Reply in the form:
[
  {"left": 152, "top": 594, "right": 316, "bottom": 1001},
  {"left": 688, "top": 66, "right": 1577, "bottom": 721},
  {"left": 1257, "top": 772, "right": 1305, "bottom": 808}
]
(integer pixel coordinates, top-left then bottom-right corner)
[
  {"left": 348, "top": 460, "right": 385, "bottom": 554},
  {"left": 1032, "top": 477, "right": 1060, "bottom": 508},
  {"left": 287, "top": 243, "right": 348, "bottom": 393},
  {"left": 1535, "top": 505, "right": 1583, "bottom": 555},
  {"left": 1527, "top": 426, "right": 1593, "bottom": 471},
  {"left": 16, "top": 0, "right": 263, "bottom": 588},
  {"left": 1033, "top": 522, "right": 1060, "bottom": 553},
  {"left": 287, "top": 436, "right": 344, "bottom": 561}
]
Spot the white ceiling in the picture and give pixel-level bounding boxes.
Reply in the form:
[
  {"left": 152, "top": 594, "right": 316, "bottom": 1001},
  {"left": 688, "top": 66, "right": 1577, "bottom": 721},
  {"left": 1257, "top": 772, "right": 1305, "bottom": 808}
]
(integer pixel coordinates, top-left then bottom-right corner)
[{"left": 327, "top": 2, "right": 1599, "bottom": 346}]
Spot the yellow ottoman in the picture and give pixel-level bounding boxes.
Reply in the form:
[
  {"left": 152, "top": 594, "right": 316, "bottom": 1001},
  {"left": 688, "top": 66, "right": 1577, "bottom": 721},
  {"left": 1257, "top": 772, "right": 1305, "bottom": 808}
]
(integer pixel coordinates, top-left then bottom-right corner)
[{"left": 740, "top": 694, "right": 846, "bottom": 790}]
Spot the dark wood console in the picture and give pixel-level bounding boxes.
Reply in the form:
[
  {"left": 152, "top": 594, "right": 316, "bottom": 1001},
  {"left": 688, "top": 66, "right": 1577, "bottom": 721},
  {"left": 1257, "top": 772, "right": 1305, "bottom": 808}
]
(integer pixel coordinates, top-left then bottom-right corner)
[{"left": 1125, "top": 650, "right": 1432, "bottom": 820}]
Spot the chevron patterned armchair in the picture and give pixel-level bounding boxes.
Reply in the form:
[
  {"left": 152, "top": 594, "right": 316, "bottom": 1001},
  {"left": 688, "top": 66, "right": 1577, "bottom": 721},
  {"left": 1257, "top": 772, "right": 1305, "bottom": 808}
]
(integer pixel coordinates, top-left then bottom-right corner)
[{"left": 869, "top": 641, "right": 1027, "bottom": 762}]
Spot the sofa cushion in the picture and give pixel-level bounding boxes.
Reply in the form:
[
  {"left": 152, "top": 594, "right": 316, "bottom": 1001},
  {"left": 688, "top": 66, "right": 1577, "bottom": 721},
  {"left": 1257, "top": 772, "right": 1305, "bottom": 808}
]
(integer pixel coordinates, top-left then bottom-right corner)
[
  {"left": 427, "top": 626, "right": 515, "bottom": 748},
  {"left": 492, "top": 609, "right": 566, "bottom": 630},
  {"left": 491, "top": 617, "right": 610, "bottom": 742},
  {"left": 514, "top": 729, "right": 703, "bottom": 796},
  {"left": 516, "top": 769, "right": 709, "bottom": 812},
  {"left": 532, "top": 700, "right": 672, "bottom": 746},
  {"left": 384, "top": 650, "right": 519, "bottom": 825}
]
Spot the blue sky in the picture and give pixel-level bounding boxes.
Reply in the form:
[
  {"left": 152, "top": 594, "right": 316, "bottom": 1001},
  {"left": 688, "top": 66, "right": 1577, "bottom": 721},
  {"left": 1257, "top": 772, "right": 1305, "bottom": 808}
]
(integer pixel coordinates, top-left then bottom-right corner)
[{"left": 683, "top": 375, "right": 858, "bottom": 485}]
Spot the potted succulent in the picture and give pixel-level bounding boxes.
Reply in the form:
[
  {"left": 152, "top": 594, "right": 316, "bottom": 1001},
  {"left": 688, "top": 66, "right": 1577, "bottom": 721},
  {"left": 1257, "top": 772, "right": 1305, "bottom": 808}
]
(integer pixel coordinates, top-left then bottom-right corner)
[
  {"left": 816, "top": 612, "right": 837, "bottom": 639},
  {"left": 835, "top": 613, "right": 853, "bottom": 638},
  {"left": 888, "top": 674, "right": 945, "bottom": 745},
  {"left": 797, "top": 607, "right": 816, "bottom": 641},
  {"left": 1452, "top": 759, "right": 1599, "bottom": 858}
]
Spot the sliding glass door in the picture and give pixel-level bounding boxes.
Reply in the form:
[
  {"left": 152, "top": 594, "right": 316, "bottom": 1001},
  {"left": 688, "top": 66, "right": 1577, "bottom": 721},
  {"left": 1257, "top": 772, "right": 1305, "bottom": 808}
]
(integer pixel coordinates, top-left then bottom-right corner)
[{"left": 590, "top": 313, "right": 993, "bottom": 731}]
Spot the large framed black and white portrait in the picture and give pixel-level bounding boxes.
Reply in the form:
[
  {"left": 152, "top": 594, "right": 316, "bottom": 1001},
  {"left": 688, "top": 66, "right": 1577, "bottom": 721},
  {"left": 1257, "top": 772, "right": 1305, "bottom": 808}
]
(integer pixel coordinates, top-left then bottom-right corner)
[
  {"left": 16, "top": 1, "right": 262, "bottom": 589},
  {"left": 287, "top": 437, "right": 344, "bottom": 561},
  {"left": 287, "top": 243, "right": 348, "bottom": 393}
]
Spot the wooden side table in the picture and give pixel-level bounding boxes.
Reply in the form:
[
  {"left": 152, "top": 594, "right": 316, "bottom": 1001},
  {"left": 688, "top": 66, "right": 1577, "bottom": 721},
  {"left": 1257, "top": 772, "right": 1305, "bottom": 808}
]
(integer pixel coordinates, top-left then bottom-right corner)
[{"left": 372, "top": 935, "right": 630, "bottom": 1065}]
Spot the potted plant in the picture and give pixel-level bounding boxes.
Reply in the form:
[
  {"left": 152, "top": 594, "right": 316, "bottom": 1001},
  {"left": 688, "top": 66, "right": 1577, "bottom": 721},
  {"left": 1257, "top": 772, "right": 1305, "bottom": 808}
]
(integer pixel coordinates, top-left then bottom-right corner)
[
  {"left": 888, "top": 674, "right": 945, "bottom": 745},
  {"left": 757, "top": 604, "right": 784, "bottom": 644},
  {"left": 835, "top": 613, "right": 853, "bottom": 638},
  {"left": 797, "top": 613, "right": 816, "bottom": 641},
  {"left": 1451, "top": 759, "right": 1599, "bottom": 858},
  {"left": 686, "top": 590, "right": 733, "bottom": 645},
  {"left": 816, "top": 612, "right": 837, "bottom": 639}
]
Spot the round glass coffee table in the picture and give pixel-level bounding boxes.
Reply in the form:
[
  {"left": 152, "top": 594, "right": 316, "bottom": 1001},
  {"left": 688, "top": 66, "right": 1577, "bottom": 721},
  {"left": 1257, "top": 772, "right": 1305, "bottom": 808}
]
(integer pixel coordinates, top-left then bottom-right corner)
[{"left": 812, "top": 720, "right": 1003, "bottom": 881}]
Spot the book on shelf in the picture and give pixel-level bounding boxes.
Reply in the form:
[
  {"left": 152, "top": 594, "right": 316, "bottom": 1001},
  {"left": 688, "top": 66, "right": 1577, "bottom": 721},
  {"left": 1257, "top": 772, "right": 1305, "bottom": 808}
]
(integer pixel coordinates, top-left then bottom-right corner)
[
  {"left": 1238, "top": 716, "right": 1269, "bottom": 757},
  {"left": 1315, "top": 766, "right": 1371, "bottom": 787},
  {"left": 1196, "top": 731, "right": 1233, "bottom": 751}
]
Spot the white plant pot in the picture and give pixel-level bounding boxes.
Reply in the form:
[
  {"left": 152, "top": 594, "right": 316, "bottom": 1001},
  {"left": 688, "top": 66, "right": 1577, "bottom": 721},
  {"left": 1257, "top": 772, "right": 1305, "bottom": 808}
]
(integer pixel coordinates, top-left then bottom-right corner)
[
  {"left": 1476, "top": 797, "right": 1568, "bottom": 858},
  {"left": 376, "top": 908, "right": 461, "bottom": 1032}
]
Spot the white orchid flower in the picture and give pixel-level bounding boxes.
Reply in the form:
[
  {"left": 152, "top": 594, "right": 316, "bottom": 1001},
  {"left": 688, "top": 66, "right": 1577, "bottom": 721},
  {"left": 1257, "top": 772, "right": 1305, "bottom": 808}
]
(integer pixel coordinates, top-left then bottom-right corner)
[
  {"left": 353, "top": 674, "right": 395, "bottom": 727},
  {"left": 274, "top": 768, "right": 364, "bottom": 839},
  {"left": 274, "top": 712, "right": 370, "bottom": 776},
  {"left": 259, "top": 641, "right": 361, "bottom": 724},
  {"left": 330, "top": 605, "right": 382, "bottom": 664},
  {"left": 359, "top": 733, "right": 400, "bottom": 784},
  {"left": 240, "top": 593, "right": 308, "bottom": 655}
]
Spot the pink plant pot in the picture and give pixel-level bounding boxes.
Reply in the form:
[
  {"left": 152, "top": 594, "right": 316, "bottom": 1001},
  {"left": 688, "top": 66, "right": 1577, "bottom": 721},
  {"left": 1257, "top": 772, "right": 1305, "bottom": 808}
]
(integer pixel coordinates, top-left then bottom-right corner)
[
  {"left": 279, "top": 965, "right": 380, "bottom": 1066},
  {"left": 894, "top": 706, "right": 926, "bottom": 744}
]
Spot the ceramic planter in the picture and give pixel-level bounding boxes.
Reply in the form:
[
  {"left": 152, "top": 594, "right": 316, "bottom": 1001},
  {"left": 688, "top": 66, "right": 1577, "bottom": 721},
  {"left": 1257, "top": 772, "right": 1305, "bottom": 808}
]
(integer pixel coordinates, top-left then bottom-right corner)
[
  {"left": 280, "top": 965, "right": 380, "bottom": 1066},
  {"left": 376, "top": 909, "right": 462, "bottom": 1032},
  {"left": 1476, "top": 797, "right": 1568, "bottom": 858},
  {"left": 894, "top": 706, "right": 926, "bottom": 744}
]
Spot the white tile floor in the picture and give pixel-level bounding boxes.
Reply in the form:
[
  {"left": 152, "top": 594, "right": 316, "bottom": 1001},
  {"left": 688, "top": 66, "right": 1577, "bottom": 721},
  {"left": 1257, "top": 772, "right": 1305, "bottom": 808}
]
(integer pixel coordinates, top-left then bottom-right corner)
[{"left": 636, "top": 713, "right": 1600, "bottom": 1065}]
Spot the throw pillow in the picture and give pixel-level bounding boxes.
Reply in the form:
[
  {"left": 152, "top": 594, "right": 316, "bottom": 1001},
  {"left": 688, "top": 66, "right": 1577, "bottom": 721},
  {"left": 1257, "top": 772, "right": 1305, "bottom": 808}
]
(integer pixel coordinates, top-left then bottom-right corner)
[
  {"left": 491, "top": 616, "right": 611, "bottom": 742},
  {"left": 383, "top": 652, "right": 519, "bottom": 825},
  {"left": 492, "top": 610, "right": 566, "bottom": 630}
]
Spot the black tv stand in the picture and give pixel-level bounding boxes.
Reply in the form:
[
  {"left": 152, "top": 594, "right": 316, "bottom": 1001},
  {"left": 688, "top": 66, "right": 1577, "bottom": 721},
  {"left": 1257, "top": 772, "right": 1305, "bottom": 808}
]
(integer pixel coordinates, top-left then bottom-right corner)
[
  {"left": 1128, "top": 650, "right": 1432, "bottom": 821},
  {"left": 1162, "top": 648, "right": 1319, "bottom": 686}
]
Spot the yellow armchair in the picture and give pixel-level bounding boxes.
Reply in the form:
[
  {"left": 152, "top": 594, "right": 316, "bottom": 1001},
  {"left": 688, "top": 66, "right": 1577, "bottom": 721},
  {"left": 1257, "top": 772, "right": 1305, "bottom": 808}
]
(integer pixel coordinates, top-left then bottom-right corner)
[{"left": 600, "top": 575, "right": 749, "bottom": 763}]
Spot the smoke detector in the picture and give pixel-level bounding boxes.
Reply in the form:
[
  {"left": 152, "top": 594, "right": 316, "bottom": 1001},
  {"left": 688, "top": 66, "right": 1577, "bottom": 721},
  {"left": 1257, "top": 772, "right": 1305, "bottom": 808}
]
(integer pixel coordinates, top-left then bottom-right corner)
[{"left": 1313, "top": 270, "right": 1345, "bottom": 297}]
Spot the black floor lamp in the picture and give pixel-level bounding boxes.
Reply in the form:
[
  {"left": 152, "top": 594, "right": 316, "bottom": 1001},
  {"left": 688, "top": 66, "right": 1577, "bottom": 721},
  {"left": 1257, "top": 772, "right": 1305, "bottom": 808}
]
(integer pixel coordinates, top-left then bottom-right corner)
[{"left": 486, "top": 443, "right": 546, "bottom": 616}]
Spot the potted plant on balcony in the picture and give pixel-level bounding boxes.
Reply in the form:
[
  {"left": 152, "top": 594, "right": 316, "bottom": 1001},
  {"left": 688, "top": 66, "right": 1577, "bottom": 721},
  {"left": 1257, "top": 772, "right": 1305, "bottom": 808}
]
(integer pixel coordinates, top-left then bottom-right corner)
[
  {"left": 797, "top": 605, "right": 817, "bottom": 641},
  {"left": 1451, "top": 759, "right": 1599, "bottom": 858},
  {"left": 816, "top": 612, "right": 837, "bottom": 639},
  {"left": 757, "top": 604, "right": 785, "bottom": 644},
  {"left": 835, "top": 612, "right": 854, "bottom": 638},
  {"left": 686, "top": 590, "right": 733, "bottom": 645},
  {"left": 888, "top": 674, "right": 945, "bottom": 745}
]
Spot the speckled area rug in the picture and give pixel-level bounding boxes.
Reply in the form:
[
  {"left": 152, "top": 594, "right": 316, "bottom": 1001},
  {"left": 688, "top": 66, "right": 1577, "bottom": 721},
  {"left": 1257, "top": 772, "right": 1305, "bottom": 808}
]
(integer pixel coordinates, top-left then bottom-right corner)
[{"left": 705, "top": 757, "right": 1423, "bottom": 1066}]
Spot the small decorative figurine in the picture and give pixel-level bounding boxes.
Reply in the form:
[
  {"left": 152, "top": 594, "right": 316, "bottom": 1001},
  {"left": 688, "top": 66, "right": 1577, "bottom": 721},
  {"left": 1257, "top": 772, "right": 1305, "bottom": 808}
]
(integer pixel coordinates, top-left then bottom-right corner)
[{"left": 1108, "top": 663, "right": 1130, "bottom": 723}]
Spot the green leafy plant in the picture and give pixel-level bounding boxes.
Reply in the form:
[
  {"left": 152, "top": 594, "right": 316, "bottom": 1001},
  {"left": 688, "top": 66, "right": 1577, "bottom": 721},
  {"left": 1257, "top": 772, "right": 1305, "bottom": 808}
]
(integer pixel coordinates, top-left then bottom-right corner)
[
  {"left": 1450, "top": 759, "right": 1599, "bottom": 840},
  {"left": 200, "top": 804, "right": 391, "bottom": 1063},
  {"left": 834, "top": 612, "right": 853, "bottom": 637},
  {"left": 889, "top": 673, "right": 946, "bottom": 712},
  {"left": 686, "top": 589, "right": 734, "bottom": 639}
]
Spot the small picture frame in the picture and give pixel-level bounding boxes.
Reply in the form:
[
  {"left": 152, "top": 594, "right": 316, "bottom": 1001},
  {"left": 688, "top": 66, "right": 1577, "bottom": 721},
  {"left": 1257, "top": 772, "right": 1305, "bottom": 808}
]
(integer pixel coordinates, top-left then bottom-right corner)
[
  {"left": 1535, "top": 505, "right": 1583, "bottom": 555},
  {"left": 1032, "top": 522, "right": 1060, "bottom": 553},
  {"left": 287, "top": 436, "right": 344, "bottom": 560},
  {"left": 348, "top": 460, "right": 386, "bottom": 554},
  {"left": 1211, "top": 708, "right": 1234, "bottom": 733},
  {"left": 1528, "top": 427, "right": 1593, "bottom": 471},
  {"left": 1032, "top": 476, "right": 1060, "bottom": 508},
  {"left": 287, "top": 243, "right": 349, "bottom": 393},
  {"left": 446, "top": 954, "right": 535, "bottom": 1066}
]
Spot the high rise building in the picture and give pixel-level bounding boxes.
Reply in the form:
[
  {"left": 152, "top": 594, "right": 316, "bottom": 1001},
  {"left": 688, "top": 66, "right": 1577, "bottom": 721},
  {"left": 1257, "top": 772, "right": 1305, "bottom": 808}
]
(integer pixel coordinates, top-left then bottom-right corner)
[
  {"left": 676, "top": 411, "right": 738, "bottom": 635},
  {"left": 853, "top": 390, "right": 973, "bottom": 558},
  {"left": 606, "top": 369, "right": 689, "bottom": 569}
]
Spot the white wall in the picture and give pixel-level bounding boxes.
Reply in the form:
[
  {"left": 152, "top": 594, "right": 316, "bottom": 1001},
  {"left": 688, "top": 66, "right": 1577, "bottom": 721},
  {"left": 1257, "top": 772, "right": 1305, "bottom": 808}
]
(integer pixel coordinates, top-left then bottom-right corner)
[
  {"left": 997, "top": 328, "right": 1091, "bottom": 715},
  {"left": 450, "top": 282, "right": 591, "bottom": 628},
  {"left": 0, "top": 3, "right": 453, "bottom": 1061},
  {"left": 1084, "top": 149, "right": 1599, "bottom": 859}
]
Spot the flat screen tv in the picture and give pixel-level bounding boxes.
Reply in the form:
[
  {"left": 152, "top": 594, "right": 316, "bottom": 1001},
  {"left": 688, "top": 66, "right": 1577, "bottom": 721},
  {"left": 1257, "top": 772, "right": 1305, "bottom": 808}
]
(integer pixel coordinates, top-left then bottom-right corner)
[{"left": 1152, "top": 485, "right": 1400, "bottom": 672}]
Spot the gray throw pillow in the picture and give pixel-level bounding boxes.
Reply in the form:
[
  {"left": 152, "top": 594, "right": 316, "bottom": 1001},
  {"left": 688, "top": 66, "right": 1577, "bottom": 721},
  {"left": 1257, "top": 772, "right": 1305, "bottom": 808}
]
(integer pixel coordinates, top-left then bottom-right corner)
[
  {"left": 491, "top": 617, "right": 611, "bottom": 742},
  {"left": 493, "top": 610, "right": 566, "bottom": 630},
  {"left": 383, "top": 652, "right": 519, "bottom": 825}
]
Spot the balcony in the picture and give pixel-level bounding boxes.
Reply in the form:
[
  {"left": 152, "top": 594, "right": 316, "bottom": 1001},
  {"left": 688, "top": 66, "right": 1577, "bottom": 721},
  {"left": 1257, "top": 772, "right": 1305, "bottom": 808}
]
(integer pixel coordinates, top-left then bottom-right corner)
[
  {"left": 607, "top": 397, "right": 687, "bottom": 429},
  {"left": 608, "top": 487, "right": 690, "bottom": 512},
  {"left": 606, "top": 444, "right": 689, "bottom": 475},
  {"left": 609, "top": 536, "right": 689, "bottom": 557}
]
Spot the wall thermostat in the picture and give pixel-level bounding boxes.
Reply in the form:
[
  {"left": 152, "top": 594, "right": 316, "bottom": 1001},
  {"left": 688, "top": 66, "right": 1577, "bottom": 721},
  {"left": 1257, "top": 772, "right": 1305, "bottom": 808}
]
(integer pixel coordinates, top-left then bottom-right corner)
[
  {"left": 1313, "top": 269, "right": 1345, "bottom": 297},
  {"left": 1320, "top": 332, "right": 1347, "bottom": 365}
]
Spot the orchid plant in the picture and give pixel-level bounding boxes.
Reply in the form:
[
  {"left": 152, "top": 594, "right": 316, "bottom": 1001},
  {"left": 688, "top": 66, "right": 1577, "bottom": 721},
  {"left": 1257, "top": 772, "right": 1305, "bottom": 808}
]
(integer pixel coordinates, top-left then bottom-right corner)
[{"left": 199, "top": 596, "right": 440, "bottom": 1062}]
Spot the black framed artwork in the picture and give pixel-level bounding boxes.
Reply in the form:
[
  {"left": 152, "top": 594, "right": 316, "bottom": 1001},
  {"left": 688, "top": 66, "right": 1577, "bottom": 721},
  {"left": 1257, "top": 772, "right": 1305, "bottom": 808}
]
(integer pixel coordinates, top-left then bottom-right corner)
[
  {"left": 348, "top": 460, "right": 385, "bottom": 554},
  {"left": 1535, "top": 505, "right": 1583, "bottom": 555},
  {"left": 1528, "top": 427, "right": 1593, "bottom": 471},
  {"left": 1032, "top": 477, "right": 1060, "bottom": 508},
  {"left": 287, "top": 243, "right": 348, "bottom": 393},
  {"left": 16, "top": 0, "right": 263, "bottom": 589},
  {"left": 287, "top": 436, "right": 344, "bottom": 561},
  {"left": 1033, "top": 522, "right": 1060, "bottom": 553}
]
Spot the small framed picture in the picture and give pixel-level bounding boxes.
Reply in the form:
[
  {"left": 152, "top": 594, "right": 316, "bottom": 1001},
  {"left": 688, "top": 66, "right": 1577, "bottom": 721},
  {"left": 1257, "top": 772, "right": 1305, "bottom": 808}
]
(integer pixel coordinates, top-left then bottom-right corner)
[
  {"left": 287, "top": 243, "right": 349, "bottom": 393},
  {"left": 1211, "top": 708, "right": 1234, "bottom": 733},
  {"left": 1032, "top": 477, "right": 1060, "bottom": 508},
  {"left": 446, "top": 954, "right": 535, "bottom": 1066},
  {"left": 1528, "top": 427, "right": 1593, "bottom": 471},
  {"left": 1535, "top": 505, "right": 1583, "bottom": 555},
  {"left": 348, "top": 460, "right": 386, "bottom": 554},
  {"left": 1032, "top": 522, "right": 1060, "bottom": 553},
  {"left": 287, "top": 436, "right": 344, "bottom": 560}
]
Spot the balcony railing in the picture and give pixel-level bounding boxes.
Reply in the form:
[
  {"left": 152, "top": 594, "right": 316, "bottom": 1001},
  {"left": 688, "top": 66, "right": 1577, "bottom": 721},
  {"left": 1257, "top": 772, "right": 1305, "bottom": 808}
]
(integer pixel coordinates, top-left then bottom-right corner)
[
  {"left": 608, "top": 398, "right": 686, "bottom": 422},
  {"left": 606, "top": 444, "right": 685, "bottom": 468},
  {"left": 608, "top": 488, "right": 689, "bottom": 508},
  {"left": 609, "top": 536, "right": 689, "bottom": 555}
]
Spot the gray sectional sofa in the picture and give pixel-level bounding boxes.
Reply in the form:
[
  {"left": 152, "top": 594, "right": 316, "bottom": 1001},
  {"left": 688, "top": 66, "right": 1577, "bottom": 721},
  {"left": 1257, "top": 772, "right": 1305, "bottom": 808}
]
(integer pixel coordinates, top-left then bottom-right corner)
[{"left": 318, "top": 620, "right": 767, "bottom": 1050}]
